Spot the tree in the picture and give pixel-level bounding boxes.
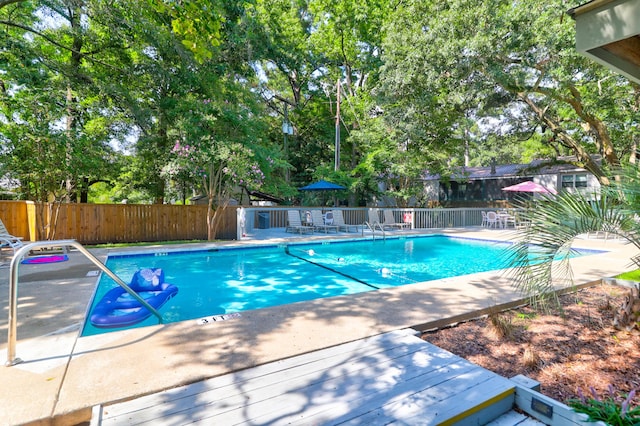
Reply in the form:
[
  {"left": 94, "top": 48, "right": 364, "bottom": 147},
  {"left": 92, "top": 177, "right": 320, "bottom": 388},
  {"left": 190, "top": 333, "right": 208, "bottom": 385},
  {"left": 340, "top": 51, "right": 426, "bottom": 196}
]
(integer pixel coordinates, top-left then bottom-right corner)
[
  {"left": 0, "top": 0, "right": 123, "bottom": 237},
  {"left": 246, "top": 0, "right": 395, "bottom": 205},
  {"left": 376, "top": 0, "right": 639, "bottom": 185},
  {"left": 247, "top": 0, "right": 335, "bottom": 196},
  {"left": 105, "top": 0, "right": 272, "bottom": 206},
  {"left": 162, "top": 95, "right": 267, "bottom": 239},
  {"left": 149, "top": 0, "right": 225, "bottom": 62}
]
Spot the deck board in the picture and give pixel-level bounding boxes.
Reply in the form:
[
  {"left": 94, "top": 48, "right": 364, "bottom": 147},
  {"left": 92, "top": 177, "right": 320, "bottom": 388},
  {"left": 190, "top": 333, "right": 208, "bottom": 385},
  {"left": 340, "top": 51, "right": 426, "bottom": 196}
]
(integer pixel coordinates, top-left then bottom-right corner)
[
  {"left": 202, "top": 356, "right": 482, "bottom": 425},
  {"left": 97, "top": 329, "right": 516, "bottom": 426},
  {"left": 101, "top": 329, "right": 433, "bottom": 422}
]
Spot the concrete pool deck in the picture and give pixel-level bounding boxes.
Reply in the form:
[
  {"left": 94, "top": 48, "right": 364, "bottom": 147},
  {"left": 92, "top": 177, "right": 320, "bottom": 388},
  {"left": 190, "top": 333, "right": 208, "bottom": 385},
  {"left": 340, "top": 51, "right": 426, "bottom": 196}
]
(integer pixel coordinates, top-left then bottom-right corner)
[{"left": 0, "top": 227, "right": 636, "bottom": 425}]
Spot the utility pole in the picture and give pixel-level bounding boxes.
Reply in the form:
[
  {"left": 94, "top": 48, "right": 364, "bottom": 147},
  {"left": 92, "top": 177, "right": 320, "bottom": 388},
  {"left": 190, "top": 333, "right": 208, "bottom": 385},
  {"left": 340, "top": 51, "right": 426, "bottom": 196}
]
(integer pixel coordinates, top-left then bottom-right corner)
[
  {"left": 284, "top": 103, "right": 290, "bottom": 182},
  {"left": 335, "top": 79, "right": 341, "bottom": 172},
  {"left": 282, "top": 102, "right": 294, "bottom": 182}
]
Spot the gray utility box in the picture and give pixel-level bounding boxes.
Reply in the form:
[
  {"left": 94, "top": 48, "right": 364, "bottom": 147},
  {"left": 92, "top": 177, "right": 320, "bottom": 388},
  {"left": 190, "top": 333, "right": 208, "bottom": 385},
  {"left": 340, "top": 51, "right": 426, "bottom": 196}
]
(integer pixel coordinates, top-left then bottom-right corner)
[{"left": 257, "top": 212, "right": 270, "bottom": 229}]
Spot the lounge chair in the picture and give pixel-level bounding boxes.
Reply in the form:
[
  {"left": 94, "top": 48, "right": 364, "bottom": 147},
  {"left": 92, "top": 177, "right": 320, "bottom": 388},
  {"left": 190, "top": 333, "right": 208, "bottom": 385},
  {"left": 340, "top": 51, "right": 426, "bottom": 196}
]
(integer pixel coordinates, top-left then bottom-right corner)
[
  {"left": 382, "top": 209, "right": 410, "bottom": 230},
  {"left": 367, "top": 208, "right": 381, "bottom": 226},
  {"left": 331, "top": 210, "right": 359, "bottom": 233},
  {"left": 286, "top": 210, "right": 314, "bottom": 234},
  {"left": 363, "top": 208, "right": 386, "bottom": 233},
  {"left": 310, "top": 210, "right": 339, "bottom": 233},
  {"left": 0, "top": 219, "right": 24, "bottom": 255}
]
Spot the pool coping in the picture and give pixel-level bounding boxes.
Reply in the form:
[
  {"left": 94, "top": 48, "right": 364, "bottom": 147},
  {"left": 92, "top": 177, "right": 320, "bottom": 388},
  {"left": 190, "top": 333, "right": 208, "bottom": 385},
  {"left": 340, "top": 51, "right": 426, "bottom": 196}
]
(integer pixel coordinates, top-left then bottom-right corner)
[{"left": 1, "top": 228, "right": 635, "bottom": 425}]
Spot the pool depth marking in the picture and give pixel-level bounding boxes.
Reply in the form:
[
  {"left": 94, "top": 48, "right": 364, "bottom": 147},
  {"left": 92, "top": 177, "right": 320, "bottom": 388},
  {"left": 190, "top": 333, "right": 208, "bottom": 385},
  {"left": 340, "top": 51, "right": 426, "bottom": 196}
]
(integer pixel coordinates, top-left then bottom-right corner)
[
  {"left": 284, "top": 245, "right": 380, "bottom": 290},
  {"left": 197, "top": 312, "right": 242, "bottom": 325}
]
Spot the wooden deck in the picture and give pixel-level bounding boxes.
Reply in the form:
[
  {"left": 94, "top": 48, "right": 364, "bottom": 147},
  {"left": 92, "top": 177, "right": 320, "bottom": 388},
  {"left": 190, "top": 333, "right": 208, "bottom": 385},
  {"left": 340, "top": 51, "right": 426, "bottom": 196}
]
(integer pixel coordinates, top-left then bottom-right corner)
[{"left": 93, "top": 329, "right": 520, "bottom": 425}]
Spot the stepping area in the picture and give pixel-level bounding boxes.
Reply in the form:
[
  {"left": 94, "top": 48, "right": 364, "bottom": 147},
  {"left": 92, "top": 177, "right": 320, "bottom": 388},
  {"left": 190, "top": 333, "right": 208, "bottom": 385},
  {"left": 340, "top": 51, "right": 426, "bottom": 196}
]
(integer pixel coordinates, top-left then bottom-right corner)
[{"left": 94, "top": 329, "right": 516, "bottom": 425}]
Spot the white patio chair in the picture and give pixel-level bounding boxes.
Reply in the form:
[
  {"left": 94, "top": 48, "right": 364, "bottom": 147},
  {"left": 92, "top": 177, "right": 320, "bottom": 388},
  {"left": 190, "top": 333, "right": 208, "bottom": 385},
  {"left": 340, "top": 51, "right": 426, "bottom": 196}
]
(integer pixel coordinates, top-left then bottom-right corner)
[
  {"left": 485, "top": 211, "right": 500, "bottom": 229},
  {"left": 382, "top": 209, "right": 410, "bottom": 230},
  {"left": 285, "top": 210, "right": 314, "bottom": 234},
  {"left": 502, "top": 212, "right": 516, "bottom": 228},
  {"left": 310, "top": 210, "right": 339, "bottom": 233},
  {"left": 480, "top": 211, "right": 488, "bottom": 227},
  {"left": 331, "top": 210, "right": 359, "bottom": 232}
]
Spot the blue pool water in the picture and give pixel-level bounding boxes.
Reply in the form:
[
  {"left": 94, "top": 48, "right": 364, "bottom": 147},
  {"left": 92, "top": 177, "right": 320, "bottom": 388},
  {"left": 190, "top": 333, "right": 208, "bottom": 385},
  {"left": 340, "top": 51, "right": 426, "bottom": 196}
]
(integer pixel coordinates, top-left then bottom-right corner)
[{"left": 81, "top": 235, "right": 595, "bottom": 336}]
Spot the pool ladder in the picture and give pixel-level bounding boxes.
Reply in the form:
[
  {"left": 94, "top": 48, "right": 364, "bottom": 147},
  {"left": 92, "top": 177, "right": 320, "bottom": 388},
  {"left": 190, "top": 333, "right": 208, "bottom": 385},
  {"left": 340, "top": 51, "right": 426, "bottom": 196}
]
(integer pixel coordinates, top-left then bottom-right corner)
[
  {"left": 362, "top": 221, "right": 386, "bottom": 241},
  {"left": 5, "top": 239, "right": 163, "bottom": 367}
]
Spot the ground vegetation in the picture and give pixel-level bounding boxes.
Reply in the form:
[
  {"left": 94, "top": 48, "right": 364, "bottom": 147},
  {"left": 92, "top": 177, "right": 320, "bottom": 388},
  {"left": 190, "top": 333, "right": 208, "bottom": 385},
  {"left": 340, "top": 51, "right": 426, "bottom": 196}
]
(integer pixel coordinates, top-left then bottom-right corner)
[{"left": 422, "top": 284, "right": 640, "bottom": 411}]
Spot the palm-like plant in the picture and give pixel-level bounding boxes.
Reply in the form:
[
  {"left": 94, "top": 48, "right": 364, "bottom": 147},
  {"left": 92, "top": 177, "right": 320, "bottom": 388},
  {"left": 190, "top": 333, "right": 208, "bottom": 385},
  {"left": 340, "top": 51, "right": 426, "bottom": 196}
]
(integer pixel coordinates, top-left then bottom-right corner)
[{"left": 506, "top": 166, "right": 640, "bottom": 329}]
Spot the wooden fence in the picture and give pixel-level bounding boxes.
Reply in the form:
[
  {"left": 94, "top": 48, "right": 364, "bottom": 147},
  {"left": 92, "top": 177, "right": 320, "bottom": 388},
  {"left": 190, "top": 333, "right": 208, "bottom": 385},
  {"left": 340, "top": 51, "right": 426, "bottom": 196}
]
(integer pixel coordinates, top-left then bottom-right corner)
[
  {"left": 1, "top": 201, "right": 510, "bottom": 245},
  {"left": 0, "top": 200, "right": 37, "bottom": 241},
  {"left": 0, "top": 201, "right": 237, "bottom": 244}
]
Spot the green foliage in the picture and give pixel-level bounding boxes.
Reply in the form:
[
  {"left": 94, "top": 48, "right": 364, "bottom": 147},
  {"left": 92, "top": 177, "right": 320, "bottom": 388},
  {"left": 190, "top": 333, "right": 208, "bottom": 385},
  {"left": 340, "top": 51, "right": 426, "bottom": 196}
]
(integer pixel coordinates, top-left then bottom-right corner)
[
  {"left": 87, "top": 182, "right": 114, "bottom": 204},
  {"left": 149, "top": 0, "right": 225, "bottom": 62},
  {"left": 568, "top": 387, "right": 639, "bottom": 426},
  {"left": 2, "top": 0, "right": 639, "bottom": 211},
  {"left": 163, "top": 139, "right": 264, "bottom": 198},
  {"left": 506, "top": 164, "right": 640, "bottom": 310},
  {"left": 0, "top": 0, "right": 127, "bottom": 204},
  {"left": 377, "top": 0, "right": 636, "bottom": 181}
]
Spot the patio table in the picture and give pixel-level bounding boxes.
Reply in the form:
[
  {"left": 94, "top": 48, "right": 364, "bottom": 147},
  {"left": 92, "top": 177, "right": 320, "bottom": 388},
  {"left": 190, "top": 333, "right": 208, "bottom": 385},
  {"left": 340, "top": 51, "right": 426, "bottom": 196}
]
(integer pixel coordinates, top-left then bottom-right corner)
[{"left": 497, "top": 212, "right": 515, "bottom": 228}]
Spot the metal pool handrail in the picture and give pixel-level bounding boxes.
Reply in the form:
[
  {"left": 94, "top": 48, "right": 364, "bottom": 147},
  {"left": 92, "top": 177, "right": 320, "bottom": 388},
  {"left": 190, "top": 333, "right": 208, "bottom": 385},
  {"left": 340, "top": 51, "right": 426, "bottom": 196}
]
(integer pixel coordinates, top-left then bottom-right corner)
[
  {"left": 5, "top": 239, "right": 164, "bottom": 367},
  {"left": 362, "top": 221, "right": 386, "bottom": 241}
]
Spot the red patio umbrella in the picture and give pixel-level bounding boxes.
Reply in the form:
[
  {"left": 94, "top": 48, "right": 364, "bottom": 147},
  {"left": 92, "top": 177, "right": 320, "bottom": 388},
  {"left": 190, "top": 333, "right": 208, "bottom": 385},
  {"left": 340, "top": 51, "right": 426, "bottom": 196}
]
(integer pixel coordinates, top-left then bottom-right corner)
[{"left": 502, "top": 181, "right": 557, "bottom": 194}]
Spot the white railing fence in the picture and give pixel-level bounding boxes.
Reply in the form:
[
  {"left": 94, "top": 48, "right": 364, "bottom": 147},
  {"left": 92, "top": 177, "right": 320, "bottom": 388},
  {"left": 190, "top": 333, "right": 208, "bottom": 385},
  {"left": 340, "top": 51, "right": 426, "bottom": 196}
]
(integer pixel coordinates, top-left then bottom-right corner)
[{"left": 237, "top": 207, "right": 516, "bottom": 239}]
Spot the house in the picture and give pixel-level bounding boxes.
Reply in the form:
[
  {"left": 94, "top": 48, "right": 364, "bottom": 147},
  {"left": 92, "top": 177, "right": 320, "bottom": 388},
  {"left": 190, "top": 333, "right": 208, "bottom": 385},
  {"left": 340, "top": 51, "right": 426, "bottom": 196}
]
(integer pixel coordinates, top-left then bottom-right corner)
[
  {"left": 568, "top": 0, "right": 640, "bottom": 85},
  {"left": 422, "top": 158, "right": 601, "bottom": 204}
]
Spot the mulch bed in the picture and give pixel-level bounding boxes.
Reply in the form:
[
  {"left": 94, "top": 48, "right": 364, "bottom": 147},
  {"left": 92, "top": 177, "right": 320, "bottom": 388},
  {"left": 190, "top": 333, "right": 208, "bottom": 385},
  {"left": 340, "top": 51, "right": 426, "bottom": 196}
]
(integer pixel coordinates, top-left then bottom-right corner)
[{"left": 421, "top": 284, "right": 640, "bottom": 406}]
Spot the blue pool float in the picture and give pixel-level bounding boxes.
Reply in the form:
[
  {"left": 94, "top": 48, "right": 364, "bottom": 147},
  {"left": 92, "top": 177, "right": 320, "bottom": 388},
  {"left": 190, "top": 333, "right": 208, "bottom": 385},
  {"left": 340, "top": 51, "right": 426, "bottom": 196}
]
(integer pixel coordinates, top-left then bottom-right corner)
[{"left": 90, "top": 268, "right": 178, "bottom": 329}]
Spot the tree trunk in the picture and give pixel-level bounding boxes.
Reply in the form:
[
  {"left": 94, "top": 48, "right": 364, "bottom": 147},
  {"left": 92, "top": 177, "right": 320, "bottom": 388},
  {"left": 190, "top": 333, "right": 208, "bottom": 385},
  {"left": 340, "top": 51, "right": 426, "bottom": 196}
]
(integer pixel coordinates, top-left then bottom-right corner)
[
  {"left": 65, "top": 85, "right": 74, "bottom": 202},
  {"left": 204, "top": 163, "right": 231, "bottom": 241},
  {"left": 65, "top": 1, "right": 85, "bottom": 203},
  {"left": 207, "top": 195, "right": 216, "bottom": 241},
  {"left": 79, "top": 177, "right": 89, "bottom": 203},
  {"left": 518, "top": 93, "right": 610, "bottom": 185}
]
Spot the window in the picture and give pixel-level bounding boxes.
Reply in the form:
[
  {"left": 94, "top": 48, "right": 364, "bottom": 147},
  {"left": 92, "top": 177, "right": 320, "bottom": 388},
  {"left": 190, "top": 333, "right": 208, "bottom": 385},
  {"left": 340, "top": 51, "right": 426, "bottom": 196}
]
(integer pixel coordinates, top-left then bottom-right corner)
[{"left": 561, "top": 174, "right": 588, "bottom": 189}]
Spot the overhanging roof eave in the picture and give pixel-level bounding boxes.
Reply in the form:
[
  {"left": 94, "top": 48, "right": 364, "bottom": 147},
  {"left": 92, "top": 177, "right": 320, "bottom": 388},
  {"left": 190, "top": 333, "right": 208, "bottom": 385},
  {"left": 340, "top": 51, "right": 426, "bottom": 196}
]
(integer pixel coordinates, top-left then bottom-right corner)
[{"left": 568, "top": 0, "right": 640, "bottom": 85}]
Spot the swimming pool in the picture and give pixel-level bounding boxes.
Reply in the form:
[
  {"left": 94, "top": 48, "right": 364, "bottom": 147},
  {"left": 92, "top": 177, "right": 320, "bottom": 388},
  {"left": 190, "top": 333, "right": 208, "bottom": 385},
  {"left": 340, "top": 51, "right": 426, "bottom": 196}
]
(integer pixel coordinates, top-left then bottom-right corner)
[{"left": 81, "top": 235, "right": 595, "bottom": 336}]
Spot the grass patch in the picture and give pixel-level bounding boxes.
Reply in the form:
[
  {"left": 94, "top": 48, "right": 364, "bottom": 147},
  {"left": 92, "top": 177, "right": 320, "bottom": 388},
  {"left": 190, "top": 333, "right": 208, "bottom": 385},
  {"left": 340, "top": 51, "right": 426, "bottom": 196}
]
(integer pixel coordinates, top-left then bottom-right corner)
[
  {"left": 515, "top": 312, "right": 537, "bottom": 320},
  {"left": 615, "top": 270, "right": 640, "bottom": 281}
]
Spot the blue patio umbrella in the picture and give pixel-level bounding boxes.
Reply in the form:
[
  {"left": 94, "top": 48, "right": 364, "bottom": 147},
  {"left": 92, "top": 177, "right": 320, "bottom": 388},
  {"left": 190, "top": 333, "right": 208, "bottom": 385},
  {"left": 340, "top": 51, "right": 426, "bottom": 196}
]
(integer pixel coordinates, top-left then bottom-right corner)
[
  {"left": 299, "top": 180, "right": 346, "bottom": 191},
  {"left": 299, "top": 180, "right": 346, "bottom": 206}
]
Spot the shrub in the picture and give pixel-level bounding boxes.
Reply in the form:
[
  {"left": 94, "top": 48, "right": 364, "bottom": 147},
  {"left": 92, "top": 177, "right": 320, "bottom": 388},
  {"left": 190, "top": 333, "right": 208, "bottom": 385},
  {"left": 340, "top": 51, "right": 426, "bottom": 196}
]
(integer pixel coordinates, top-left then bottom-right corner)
[
  {"left": 522, "top": 345, "right": 540, "bottom": 369},
  {"left": 488, "top": 311, "right": 513, "bottom": 340},
  {"left": 568, "top": 386, "right": 639, "bottom": 426}
]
